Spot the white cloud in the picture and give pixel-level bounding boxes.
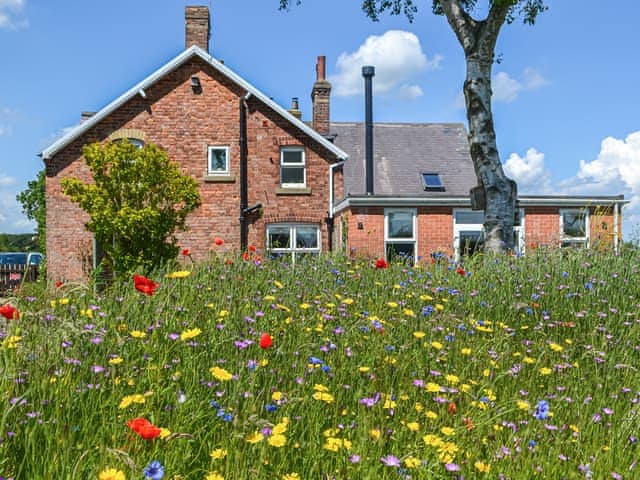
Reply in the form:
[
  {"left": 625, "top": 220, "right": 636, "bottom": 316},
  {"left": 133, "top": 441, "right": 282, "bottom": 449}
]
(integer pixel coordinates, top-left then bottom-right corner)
[
  {"left": 0, "top": 180, "right": 35, "bottom": 234},
  {"left": 0, "top": 173, "right": 17, "bottom": 186},
  {"left": 492, "top": 68, "right": 549, "bottom": 103},
  {"left": 503, "top": 148, "right": 553, "bottom": 193},
  {"left": 0, "top": 0, "right": 27, "bottom": 30},
  {"left": 330, "top": 30, "right": 440, "bottom": 98}
]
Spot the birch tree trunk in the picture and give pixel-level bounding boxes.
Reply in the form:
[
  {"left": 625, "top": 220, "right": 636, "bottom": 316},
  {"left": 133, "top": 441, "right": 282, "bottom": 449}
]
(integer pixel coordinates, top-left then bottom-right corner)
[{"left": 441, "top": 0, "right": 517, "bottom": 252}]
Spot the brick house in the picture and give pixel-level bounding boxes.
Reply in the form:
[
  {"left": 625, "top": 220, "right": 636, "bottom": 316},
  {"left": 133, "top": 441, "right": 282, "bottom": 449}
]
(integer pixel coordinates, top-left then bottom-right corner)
[{"left": 41, "top": 6, "right": 627, "bottom": 281}]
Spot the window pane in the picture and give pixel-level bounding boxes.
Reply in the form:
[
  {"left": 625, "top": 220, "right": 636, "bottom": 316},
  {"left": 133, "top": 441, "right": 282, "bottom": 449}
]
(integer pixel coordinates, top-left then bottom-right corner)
[
  {"left": 561, "top": 241, "right": 587, "bottom": 249},
  {"left": 387, "top": 211, "right": 413, "bottom": 239},
  {"left": 281, "top": 166, "right": 304, "bottom": 185},
  {"left": 209, "top": 148, "right": 227, "bottom": 172},
  {"left": 459, "top": 230, "right": 484, "bottom": 257},
  {"left": 296, "top": 226, "right": 318, "bottom": 248},
  {"left": 455, "top": 211, "right": 484, "bottom": 224},
  {"left": 282, "top": 150, "right": 304, "bottom": 164},
  {"left": 268, "top": 227, "right": 290, "bottom": 249},
  {"left": 563, "top": 211, "right": 586, "bottom": 238},
  {"left": 386, "top": 242, "right": 415, "bottom": 262}
]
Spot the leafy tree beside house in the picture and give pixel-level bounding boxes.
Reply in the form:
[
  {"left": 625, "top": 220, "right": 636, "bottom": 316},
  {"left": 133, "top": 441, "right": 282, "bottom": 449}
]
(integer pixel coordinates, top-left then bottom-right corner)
[
  {"left": 279, "top": 0, "right": 547, "bottom": 253},
  {"left": 16, "top": 169, "right": 46, "bottom": 253},
  {"left": 61, "top": 140, "right": 201, "bottom": 276}
]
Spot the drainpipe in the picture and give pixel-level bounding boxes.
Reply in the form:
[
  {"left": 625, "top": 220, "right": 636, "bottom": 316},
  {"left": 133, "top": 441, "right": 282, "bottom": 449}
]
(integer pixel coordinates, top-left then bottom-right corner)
[
  {"left": 327, "top": 161, "right": 345, "bottom": 251},
  {"left": 614, "top": 201, "right": 619, "bottom": 254},
  {"left": 362, "top": 65, "right": 375, "bottom": 195},
  {"left": 239, "top": 94, "right": 250, "bottom": 251}
]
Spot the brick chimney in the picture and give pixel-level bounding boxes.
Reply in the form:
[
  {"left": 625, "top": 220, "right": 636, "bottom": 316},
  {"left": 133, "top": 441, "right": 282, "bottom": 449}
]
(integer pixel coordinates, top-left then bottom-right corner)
[
  {"left": 311, "top": 55, "right": 331, "bottom": 136},
  {"left": 185, "top": 6, "right": 210, "bottom": 53},
  {"left": 288, "top": 97, "right": 302, "bottom": 120}
]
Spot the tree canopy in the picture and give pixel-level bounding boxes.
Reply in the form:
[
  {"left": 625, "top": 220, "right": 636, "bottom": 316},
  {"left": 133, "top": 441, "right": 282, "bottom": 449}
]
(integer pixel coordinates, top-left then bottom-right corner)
[
  {"left": 16, "top": 169, "right": 46, "bottom": 253},
  {"left": 61, "top": 140, "right": 201, "bottom": 275}
]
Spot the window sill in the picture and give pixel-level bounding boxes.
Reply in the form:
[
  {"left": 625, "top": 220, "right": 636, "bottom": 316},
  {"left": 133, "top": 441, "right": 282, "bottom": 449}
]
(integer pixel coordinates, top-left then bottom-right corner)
[
  {"left": 276, "top": 187, "right": 312, "bottom": 195},
  {"left": 204, "top": 174, "right": 236, "bottom": 183}
]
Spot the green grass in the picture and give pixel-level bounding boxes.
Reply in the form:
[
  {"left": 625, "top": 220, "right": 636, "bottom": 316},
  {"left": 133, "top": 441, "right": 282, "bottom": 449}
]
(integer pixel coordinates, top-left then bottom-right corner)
[{"left": 1, "top": 248, "right": 639, "bottom": 479}]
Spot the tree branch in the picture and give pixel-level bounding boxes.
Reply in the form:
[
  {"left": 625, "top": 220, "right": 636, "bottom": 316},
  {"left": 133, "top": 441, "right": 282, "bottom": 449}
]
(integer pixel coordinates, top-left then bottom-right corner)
[
  {"left": 478, "top": 0, "right": 514, "bottom": 55},
  {"left": 439, "top": 0, "right": 478, "bottom": 55}
]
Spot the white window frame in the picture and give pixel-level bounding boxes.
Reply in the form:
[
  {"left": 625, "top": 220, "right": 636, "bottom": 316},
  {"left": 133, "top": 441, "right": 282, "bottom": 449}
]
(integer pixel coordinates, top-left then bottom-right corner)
[
  {"left": 280, "top": 146, "right": 306, "bottom": 188},
  {"left": 453, "top": 209, "right": 526, "bottom": 259},
  {"left": 384, "top": 208, "right": 417, "bottom": 263},
  {"left": 560, "top": 208, "right": 589, "bottom": 248},
  {"left": 208, "top": 146, "right": 230, "bottom": 175},
  {"left": 266, "top": 223, "right": 321, "bottom": 262}
]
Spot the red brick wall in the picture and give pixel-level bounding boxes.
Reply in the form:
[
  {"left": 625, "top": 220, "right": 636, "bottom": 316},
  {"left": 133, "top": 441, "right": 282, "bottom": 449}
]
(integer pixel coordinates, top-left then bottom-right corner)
[
  {"left": 524, "top": 207, "right": 559, "bottom": 248},
  {"left": 46, "top": 56, "right": 339, "bottom": 281}
]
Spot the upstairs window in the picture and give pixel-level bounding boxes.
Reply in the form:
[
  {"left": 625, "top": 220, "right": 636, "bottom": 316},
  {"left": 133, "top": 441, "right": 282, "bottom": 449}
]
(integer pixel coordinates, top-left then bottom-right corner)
[
  {"left": 560, "top": 209, "right": 589, "bottom": 248},
  {"left": 421, "top": 173, "right": 444, "bottom": 191},
  {"left": 208, "top": 146, "right": 230, "bottom": 175},
  {"left": 280, "top": 147, "right": 306, "bottom": 188}
]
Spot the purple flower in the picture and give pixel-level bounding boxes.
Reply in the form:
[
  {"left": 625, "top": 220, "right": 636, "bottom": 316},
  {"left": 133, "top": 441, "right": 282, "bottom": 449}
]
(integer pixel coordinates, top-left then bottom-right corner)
[
  {"left": 380, "top": 455, "right": 400, "bottom": 467},
  {"left": 144, "top": 460, "right": 164, "bottom": 480},
  {"left": 445, "top": 463, "right": 461, "bottom": 472}
]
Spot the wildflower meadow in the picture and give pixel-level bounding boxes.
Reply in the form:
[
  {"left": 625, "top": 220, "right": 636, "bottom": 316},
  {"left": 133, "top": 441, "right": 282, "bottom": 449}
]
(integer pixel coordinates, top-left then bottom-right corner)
[{"left": 1, "top": 247, "right": 639, "bottom": 479}]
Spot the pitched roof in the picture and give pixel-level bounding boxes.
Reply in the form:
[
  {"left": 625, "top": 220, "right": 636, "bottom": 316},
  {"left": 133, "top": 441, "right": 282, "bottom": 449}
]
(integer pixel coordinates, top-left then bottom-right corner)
[
  {"left": 331, "top": 122, "right": 476, "bottom": 197},
  {"left": 42, "top": 46, "right": 349, "bottom": 161}
]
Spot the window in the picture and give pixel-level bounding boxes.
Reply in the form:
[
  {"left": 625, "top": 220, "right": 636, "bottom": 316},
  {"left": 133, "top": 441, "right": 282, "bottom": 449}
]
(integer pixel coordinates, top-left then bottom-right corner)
[
  {"left": 421, "top": 173, "right": 444, "bottom": 191},
  {"left": 280, "top": 147, "right": 306, "bottom": 188},
  {"left": 453, "top": 210, "right": 484, "bottom": 260},
  {"left": 560, "top": 209, "right": 589, "bottom": 247},
  {"left": 112, "top": 137, "right": 144, "bottom": 149},
  {"left": 384, "top": 209, "right": 416, "bottom": 263},
  {"left": 208, "top": 146, "right": 230, "bottom": 175},
  {"left": 266, "top": 224, "right": 320, "bottom": 262}
]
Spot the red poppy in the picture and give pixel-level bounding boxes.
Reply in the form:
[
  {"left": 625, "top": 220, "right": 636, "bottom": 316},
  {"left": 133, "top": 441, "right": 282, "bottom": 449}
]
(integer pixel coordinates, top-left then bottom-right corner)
[
  {"left": 55, "top": 281, "right": 64, "bottom": 288},
  {"left": 375, "top": 258, "right": 388, "bottom": 269},
  {"left": 259, "top": 333, "right": 273, "bottom": 350},
  {"left": 463, "top": 417, "right": 475, "bottom": 431},
  {"left": 214, "top": 238, "right": 224, "bottom": 246},
  {"left": 456, "top": 267, "right": 466, "bottom": 276},
  {"left": 181, "top": 248, "right": 190, "bottom": 256},
  {"left": 133, "top": 274, "right": 159, "bottom": 296},
  {"left": 248, "top": 244, "right": 257, "bottom": 252},
  {"left": 242, "top": 252, "right": 250, "bottom": 261},
  {"left": 0, "top": 303, "right": 19, "bottom": 320},
  {"left": 127, "top": 417, "right": 161, "bottom": 440},
  {"left": 225, "top": 258, "right": 234, "bottom": 265},
  {"left": 448, "top": 402, "right": 457, "bottom": 414}
]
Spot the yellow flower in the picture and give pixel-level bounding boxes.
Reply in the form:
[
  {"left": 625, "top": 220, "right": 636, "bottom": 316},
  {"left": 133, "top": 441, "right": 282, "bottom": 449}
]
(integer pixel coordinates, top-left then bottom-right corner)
[
  {"left": 312, "top": 391, "right": 334, "bottom": 403},
  {"left": 282, "top": 474, "right": 300, "bottom": 480},
  {"left": 426, "top": 382, "right": 441, "bottom": 393},
  {"left": 343, "top": 298, "right": 354, "bottom": 305},
  {"left": 165, "top": 270, "right": 191, "bottom": 279},
  {"left": 403, "top": 308, "right": 415, "bottom": 317},
  {"left": 3, "top": 335, "right": 21, "bottom": 349},
  {"left": 268, "top": 434, "right": 287, "bottom": 447},
  {"left": 159, "top": 428, "right": 171, "bottom": 439},
  {"left": 435, "top": 304, "right": 445, "bottom": 311},
  {"left": 517, "top": 400, "right": 530, "bottom": 410},
  {"left": 549, "top": 342, "right": 563, "bottom": 352},
  {"left": 414, "top": 402, "right": 424, "bottom": 413},
  {"left": 272, "top": 391, "right": 283, "bottom": 401},
  {"left": 539, "top": 367, "right": 552, "bottom": 375},
  {"left": 210, "top": 366, "right": 233, "bottom": 381},
  {"left": 406, "top": 422, "right": 420, "bottom": 432},
  {"left": 445, "top": 374, "right": 459, "bottom": 385},
  {"left": 475, "top": 461, "right": 491, "bottom": 473},
  {"left": 299, "top": 303, "right": 311, "bottom": 309},
  {"left": 423, "top": 434, "right": 443, "bottom": 447},
  {"left": 370, "top": 428, "right": 381, "bottom": 441},
  {"left": 130, "top": 330, "right": 146, "bottom": 339},
  {"left": 437, "top": 441, "right": 459, "bottom": 463},
  {"left": 523, "top": 356, "right": 536, "bottom": 364},
  {"left": 431, "top": 341, "right": 443, "bottom": 350},
  {"left": 274, "top": 280, "right": 283, "bottom": 288},
  {"left": 272, "top": 421, "right": 288, "bottom": 435},
  {"left": 323, "top": 437, "right": 343, "bottom": 452},
  {"left": 404, "top": 456, "right": 421, "bottom": 468},
  {"left": 118, "top": 394, "right": 145, "bottom": 409},
  {"left": 180, "top": 328, "right": 202, "bottom": 341},
  {"left": 313, "top": 384, "right": 329, "bottom": 392},
  {"left": 358, "top": 366, "right": 370, "bottom": 373},
  {"left": 205, "top": 472, "right": 224, "bottom": 480},
  {"left": 210, "top": 448, "right": 227, "bottom": 460},
  {"left": 108, "top": 357, "right": 123, "bottom": 365},
  {"left": 387, "top": 301, "right": 398, "bottom": 308},
  {"left": 98, "top": 468, "right": 126, "bottom": 480},
  {"left": 413, "top": 331, "right": 426, "bottom": 339},
  {"left": 425, "top": 410, "right": 438, "bottom": 420},
  {"left": 440, "top": 426, "right": 456, "bottom": 436},
  {"left": 461, "top": 348, "right": 472, "bottom": 355},
  {"left": 245, "top": 432, "right": 264, "bottom": 444}
]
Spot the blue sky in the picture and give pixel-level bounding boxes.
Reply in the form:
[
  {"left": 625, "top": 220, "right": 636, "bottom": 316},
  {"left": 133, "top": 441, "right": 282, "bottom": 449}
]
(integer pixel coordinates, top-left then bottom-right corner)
[{"left": 1, "top": 0, "right": 639, "bottom": 238}]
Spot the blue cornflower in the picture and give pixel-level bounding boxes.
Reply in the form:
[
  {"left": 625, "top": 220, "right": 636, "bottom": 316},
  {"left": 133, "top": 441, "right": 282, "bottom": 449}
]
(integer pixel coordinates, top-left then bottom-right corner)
[
  {"left": 533, "top": 400, "right": 550, "bottom": 420},
  {"left": 265, "top": 403, "right": 278, "bottom": 413},
  {"left": 421, "top": 305, "right": 434, "bottom": 316},
  {"left": 144, "top": 460, "right": 165, "bottom": 480},
  {"left": 308, "top": 356, "right": 324, "bottom": 365}
]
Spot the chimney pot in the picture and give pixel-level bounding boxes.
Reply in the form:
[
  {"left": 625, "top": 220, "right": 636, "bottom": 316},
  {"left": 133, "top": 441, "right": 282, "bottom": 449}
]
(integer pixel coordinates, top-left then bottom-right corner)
[
  {"left": 185, "top": 6, "right": 210, "bottom": 53},
  {"left": 316, "top": 55, "right": 326, "bottom": 81},
  {"left": 288, "top": 97, "right": 302, "bottom": 120}
]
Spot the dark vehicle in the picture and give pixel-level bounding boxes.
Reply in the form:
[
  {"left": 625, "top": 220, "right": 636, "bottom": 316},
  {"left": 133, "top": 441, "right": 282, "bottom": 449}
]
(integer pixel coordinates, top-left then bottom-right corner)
[
  {"left": 0, "top": 252, "right": 43, "bottom": 293},
  {"left": 0, "top": 252, "right": 43, "bottom": 266}
]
